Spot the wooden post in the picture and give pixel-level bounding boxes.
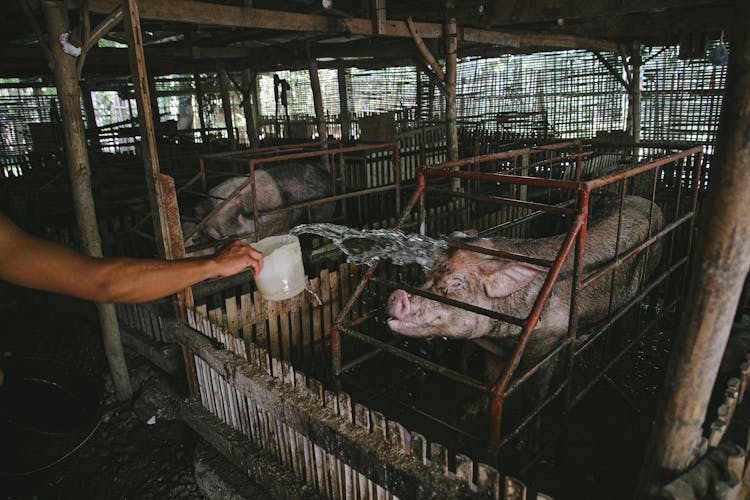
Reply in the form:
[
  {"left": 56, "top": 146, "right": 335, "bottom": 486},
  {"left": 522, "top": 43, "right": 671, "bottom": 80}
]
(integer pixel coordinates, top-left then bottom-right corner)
[
  {"left": 637, "top": 7, "right": 750, "bottom": 497},
  {"left": 42, "top": 0, "right": 132, "bottom": 401},
  {"left": 416, "top": 67, "right": 423, "bottom": 123},
  {"left": 444, "top": 0, "right": 459, "bottom": 188},
  {"left": 626, "top": 47, "right": 642, "bottom": 142},
  {"left": 307, "top": 45, "right": 329, "bottom": 165},
  {"left": 194, "top": 72, "right": 208, "bottom": 144},
  {"left": 218, "top": 66, "right": 237, "bottom": 149},
  {"left": 241, "top": 68, "right": 260, "bottom": 149},
  {"left": 121, "top": 0, "right": 173, "bottom": 259},
  {"left": 337, "top": 68, "right": 351, "bottom": 141},
  {"left": 80, "top": 82, "right": 101, "bottom": 153}
]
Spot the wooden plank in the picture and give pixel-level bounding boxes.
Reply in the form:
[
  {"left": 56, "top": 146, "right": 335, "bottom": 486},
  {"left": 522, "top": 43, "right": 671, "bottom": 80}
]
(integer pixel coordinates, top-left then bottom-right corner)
[
  {"left": 170, "top": 321, "right": 483, "bottom": 499},
  {"left": 240, "top": 292, "right": 253, "bottom": 340},
  {"left": 290, "top": 291, "right": 303, "bottom": 361},
  {"left": 280, "top": 298, "right": 292, "bottom": 361},
  {"left": 301, "top": 285, "right": 313, "bottom": 352},
  {"left": 321, "top": 270, "right": 332, "bottom": 345},
  {"left": 329, "top": 270, "right": 340, "bottom": 337},
  {"left": 476, "top": 463, "right": 501, "bottom": 498},
  {"left": 254, "top": 290, "right": 267, "bottom": 348},
  {"left": 267, "top": 299, "right": 280, "bottom": 359},
  {"left": 225, "top": 296, "right": 239, "bottom": 335},
  {"left": 311, "top": 277, "right": 323, "bottom": 354}
]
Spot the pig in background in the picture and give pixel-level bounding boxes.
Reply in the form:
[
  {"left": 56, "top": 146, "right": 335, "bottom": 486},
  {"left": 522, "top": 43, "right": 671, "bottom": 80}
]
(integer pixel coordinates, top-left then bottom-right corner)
[
  {"left": 184, "top": 162, "right": 335, "bottom": 253},
  {"left": 387, "top": 195, "right": 664, "bottom": 410}
]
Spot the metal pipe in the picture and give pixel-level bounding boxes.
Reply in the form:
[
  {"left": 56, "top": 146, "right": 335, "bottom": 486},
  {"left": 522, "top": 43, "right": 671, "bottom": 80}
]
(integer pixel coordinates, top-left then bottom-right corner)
[
  {"left": 338, "top": 327, "right": 489, "bottom": 392},
  {"left": 425, "top": 186, "right": 577, "bottom": 215},
  {"left": 487, "top": 212, "right": 585, "bottom": 457},
  {"left": 370, "top": 278, "right": 525, "bottom": 326},
  {"left": 585, "top": 147, "right": 702, "bottom": 190},
  {"left": 420, "top": 166, "right": 582, "bottom": 192}
]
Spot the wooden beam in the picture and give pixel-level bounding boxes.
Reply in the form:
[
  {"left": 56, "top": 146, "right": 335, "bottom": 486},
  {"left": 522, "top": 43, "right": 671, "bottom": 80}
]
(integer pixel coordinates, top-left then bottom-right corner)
[
  {"left": 486, "top": 0, "right": 727, "bottom": 26},
  {"left": 444, "top": 0, "right": 459, "bottom": 168},
  {"left": 18, "top": 0, "right": 54, "bottom": 69},
  {"left": 85, "top": 6, "right": 123, "bottom": 51},
  {"left": 337, "top": 67, "right": 351, "bottom": 141},
  {"left": 121, "top": 0, "right": 173, "bottom": 259},
  {"left": 406, "top": 16, "right": 445, "bottom": 84},
  {"left": 371, "top": 0, "right": 385, "bottom": 35},
  {"left": 42, "top": 0, "right": 132, "bottom": 402},
  {"left": 79, "top": 0, "right": 619, "bottom": 52},
  {"left": 241, "top": 68, "right": 259, "bottom": 149},
  {"left": 636, "top": 3, "right": 750, "bottom": 496},
  {"left": 307, "top": 45, "right": 328, "bottom": 164},
  {"left": 218, "top": 66, "right": 236, "bottom": 149}
]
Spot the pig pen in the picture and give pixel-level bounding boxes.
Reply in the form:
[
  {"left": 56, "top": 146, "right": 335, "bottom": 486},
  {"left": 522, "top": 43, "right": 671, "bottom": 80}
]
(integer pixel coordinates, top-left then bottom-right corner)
[{"left": 132, "top": 140, "right": 702, "bottom": 499}]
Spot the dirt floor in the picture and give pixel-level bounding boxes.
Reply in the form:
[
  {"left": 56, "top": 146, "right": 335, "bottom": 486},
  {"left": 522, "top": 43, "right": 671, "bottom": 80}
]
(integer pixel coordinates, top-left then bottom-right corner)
[{"left": 0, "top": 286, "right": 206, "bottom": 500}]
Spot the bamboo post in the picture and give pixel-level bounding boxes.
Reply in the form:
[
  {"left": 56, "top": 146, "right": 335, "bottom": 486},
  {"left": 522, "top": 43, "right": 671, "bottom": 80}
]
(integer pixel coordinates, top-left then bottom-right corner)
[
  {"left": 194, "top": 72, "right": 208, "bottom": 144},
  {"left": 241, "top": 68, "right": 260, "bottom": 149},
  {"left": 121, "top": 0, "right": 173, "bottom": 259},
  {"left": 629, "top": 47, "right": 642, "bottom": 142},
  {"left": 443, "top": 0, "right": 459, "bottom": 189},
  {"left": 218, "top": 66, "right": 237, "bottom": 149},
  {"left": 42, "top": 0, "right": 132, "bottom": 401},
  {"left": 307, "top": 44, "right": 329, "bottom": 167},
  {"left": 637, "top": 7, "right": 750, "bottom": 497},
  {"left": 337, "top": 68, "right": 351, "bottom": 142},
  {"left": 80, "top": 82, "right": 101, "bottom": 153}
]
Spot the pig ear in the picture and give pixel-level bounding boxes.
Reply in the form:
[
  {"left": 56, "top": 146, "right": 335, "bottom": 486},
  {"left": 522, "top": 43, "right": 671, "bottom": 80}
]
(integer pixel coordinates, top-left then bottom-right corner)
[{"left": 479, "top": 261, "right": 545, "bottom": 298}]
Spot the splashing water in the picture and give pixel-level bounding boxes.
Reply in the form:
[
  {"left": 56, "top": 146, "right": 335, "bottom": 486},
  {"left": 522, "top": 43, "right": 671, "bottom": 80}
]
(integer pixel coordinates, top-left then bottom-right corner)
[{"left": 291, "top": 223, "right": 447, "bottom": 269}]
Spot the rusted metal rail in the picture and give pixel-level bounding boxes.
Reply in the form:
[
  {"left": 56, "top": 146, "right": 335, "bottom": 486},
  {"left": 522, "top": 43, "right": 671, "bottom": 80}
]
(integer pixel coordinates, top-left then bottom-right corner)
[{"left": 331, "top": 141, "right": 703, "bottom": 463}]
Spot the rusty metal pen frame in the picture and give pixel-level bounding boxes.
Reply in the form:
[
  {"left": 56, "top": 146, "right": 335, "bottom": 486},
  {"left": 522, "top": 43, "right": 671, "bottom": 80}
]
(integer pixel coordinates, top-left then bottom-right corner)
[
  {"left": 330, "top": 141, "right": 704, "bottom": 463},
  {"left": 184, "top": 141, "right": 401, "bottom": 247}
]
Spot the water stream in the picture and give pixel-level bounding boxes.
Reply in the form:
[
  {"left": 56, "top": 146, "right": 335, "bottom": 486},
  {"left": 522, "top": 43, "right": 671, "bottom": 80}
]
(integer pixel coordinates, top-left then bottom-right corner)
[{"left": 291, "top": 223, "right": 447, "bottom": 269}]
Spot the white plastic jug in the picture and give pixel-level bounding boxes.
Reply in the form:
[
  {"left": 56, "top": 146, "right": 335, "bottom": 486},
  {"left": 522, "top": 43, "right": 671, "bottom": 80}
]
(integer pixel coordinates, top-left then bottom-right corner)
[{"left": 252, "top": 234, "right": 306, "bottom": 301}]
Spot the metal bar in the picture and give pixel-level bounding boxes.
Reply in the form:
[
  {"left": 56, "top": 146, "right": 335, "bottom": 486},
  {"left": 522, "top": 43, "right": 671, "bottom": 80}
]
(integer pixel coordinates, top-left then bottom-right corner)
[
  {"left": 369, "top": 278, "right": 525, "bottom": 326},
  {"left": 571, "top": 296, "right": 680, "bottom": 409},
  {"left": 502, "top": 336, "right": 573, "bottom": 398},
  {"left": 497, "top": 381, "right": 568, "bottom": 450},
  {"left": 491, "top": 212, "right": 586, "bottom": 396},
  {"left": 338, "top": 336, "right": 403, "bottom": 375},
  {"left": 420, "top": 166, "right": 582, "bottom": 192},
  {"left": 575, "top": 258, "right": 688, "bottom": 357},
  {"left": 445, "top": 240, "right": 555, "bottom": 267},
  {"left": 581, "top": 213, "right": 695, "bottom": 289},
  {"left": 432, "top": 141, "right": 581, "bottom": 169},
  {"left": 585, "top": 147, "right": 702, "bottom": 190},
  {"left": 338, "top": 327, "right": 489, "bottom": 392},
  {"left": 487, "top": 212, "right": 585, "bottom": 459},
  {"left": 425, "top": 186, "right": 578, "bottom": 215}
]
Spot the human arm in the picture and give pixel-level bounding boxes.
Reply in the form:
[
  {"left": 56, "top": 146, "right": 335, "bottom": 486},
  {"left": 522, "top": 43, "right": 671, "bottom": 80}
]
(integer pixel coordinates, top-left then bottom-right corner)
[{"left": 0, "top": 215, "right": 263, "bottom": 304}]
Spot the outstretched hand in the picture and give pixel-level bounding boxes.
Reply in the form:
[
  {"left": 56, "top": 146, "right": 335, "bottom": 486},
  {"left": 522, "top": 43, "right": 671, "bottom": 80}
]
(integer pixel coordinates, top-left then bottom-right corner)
[{"left": 212, "top": 240, "right": 264, "bottom": 278}]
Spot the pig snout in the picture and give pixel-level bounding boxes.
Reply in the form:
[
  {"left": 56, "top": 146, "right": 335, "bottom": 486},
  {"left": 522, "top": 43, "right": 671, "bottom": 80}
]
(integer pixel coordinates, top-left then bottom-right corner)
[{"left": 387, "top": 290, "right": 411, "bottom": 319}]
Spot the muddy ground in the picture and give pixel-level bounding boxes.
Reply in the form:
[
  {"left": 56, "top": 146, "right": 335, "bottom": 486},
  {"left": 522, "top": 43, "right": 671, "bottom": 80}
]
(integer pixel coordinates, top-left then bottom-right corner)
[{"left": 0, "top": 287, "right": 206, "bottom": 500}]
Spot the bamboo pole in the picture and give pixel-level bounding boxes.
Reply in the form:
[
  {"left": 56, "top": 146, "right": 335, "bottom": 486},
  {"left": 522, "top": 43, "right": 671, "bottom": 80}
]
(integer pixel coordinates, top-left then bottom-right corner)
[
  {"left": 307, "top": 44, "right": 329, "bottom": 166},
  {"left": 42, "top": 0, "right": 132, "bottom": 401},
  {"left": 444, "top": 0, "right": 459, "bottom": 189},
  {"left": 121, "top": 0, "right": 172, "bottom": 259},
  {"left": 218, "top": 66, "right": 236, "bottom": 149},
  {"left": 241, "top": 68, "right": 259, "bottom": 149},
  {"left": 628, "top": 47, "right": 642, "bottom": 142},
  {"left": 337, "top": 68, "right": 351, "bottom": 142},
  {"left": 637, "top": 6, "right": 750, "bottom": 497},
  {"left": 194, "top": 72, "right": 208, "bottom": 144},
  {"left": 80, "top": 82, "right": 101, "bottom": 153}
]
